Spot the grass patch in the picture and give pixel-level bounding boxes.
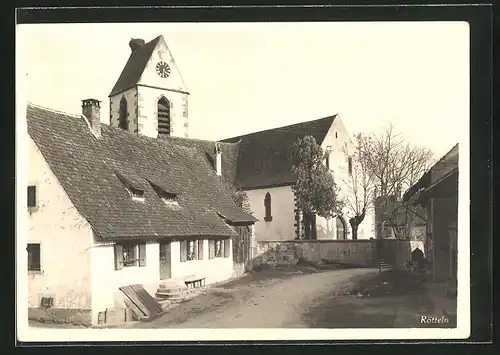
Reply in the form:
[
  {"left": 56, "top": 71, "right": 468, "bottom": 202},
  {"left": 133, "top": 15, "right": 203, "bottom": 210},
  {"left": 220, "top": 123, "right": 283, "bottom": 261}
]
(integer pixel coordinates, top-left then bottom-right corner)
[{"left": 347, "top": 270, "right": 426, "bottom": 297}]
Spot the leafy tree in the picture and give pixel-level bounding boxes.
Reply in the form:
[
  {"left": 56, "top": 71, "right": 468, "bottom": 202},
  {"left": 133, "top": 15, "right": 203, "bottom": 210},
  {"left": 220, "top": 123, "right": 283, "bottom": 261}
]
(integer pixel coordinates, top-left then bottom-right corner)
[
  {"left": 291, "top": 135, "right": 344, "bottom": 240},
  {"left": 220, "top": 177, "right": 252, "bottom": 214}
]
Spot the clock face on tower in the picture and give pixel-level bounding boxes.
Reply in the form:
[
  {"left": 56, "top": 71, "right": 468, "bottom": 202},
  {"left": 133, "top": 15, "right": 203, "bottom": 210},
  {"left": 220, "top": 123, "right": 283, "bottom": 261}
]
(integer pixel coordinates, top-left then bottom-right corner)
[{"left": 155, "top": 61, "right": 171, "bottom": 78}]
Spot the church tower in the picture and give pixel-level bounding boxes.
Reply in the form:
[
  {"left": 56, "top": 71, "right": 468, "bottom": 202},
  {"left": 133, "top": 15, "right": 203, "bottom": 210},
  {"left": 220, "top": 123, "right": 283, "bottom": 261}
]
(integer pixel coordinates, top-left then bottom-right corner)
[{"left": 108, "top": 35, "right": 189, "bottom": 138}]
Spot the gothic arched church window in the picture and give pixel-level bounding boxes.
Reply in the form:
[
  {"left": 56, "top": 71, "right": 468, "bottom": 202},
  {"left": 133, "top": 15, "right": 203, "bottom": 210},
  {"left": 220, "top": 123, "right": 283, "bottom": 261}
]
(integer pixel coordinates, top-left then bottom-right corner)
[{"left": 264, "top": 192, "right": 273, "bottom": 222}]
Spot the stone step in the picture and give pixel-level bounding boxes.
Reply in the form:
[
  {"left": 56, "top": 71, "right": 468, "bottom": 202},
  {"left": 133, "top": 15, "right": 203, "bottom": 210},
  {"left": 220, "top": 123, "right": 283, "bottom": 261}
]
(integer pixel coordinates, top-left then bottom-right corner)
[
  {"left": 155, "top": 292, "right": 199, "bottom": 304},
  {"left": 156, "top": 286, "right": 203, "bottom": 295},
  {"left": 155, "top": 287, "right": 204, "bottom": 300},
  {"left": 157, "top": 286, "right": 187, "bottom": 293},
  {"left": 157, "top": 284, "right": 187, "bottom": 292}
]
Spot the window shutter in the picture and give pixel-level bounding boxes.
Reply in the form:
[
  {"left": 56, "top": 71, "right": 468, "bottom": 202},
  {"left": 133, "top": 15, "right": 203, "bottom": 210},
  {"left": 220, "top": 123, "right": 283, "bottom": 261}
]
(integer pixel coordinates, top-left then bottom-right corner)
[
  {"left": 180, "top": 240, "right": 187, "bottom": 262},
  {"left": 209, "top": 240, "right": 215, "bottom": 259},
  {"left": 114, "top": 244, "right": 124, "bottom": 270},
  {"left": 223, "top": 238, "right": 230, "bottom": 258},
  {"left": 138, "top": 243, "right": 146, "bottom": 267},
  {"left": 198, "top": 239, "right": 204, "bottom": 260}
]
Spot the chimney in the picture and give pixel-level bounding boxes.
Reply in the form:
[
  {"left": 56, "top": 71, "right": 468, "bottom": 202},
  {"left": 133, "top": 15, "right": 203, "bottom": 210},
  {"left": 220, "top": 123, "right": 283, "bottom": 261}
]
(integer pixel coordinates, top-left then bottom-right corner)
[
  {"left": 129, "top": 38, "right": 145, "bottom": 52},
  {"left": 82, "top": 99, "right": 101, "bottom": 138},
  {"left": 214, "top": 142, "right": 222, "bottom": 176}
]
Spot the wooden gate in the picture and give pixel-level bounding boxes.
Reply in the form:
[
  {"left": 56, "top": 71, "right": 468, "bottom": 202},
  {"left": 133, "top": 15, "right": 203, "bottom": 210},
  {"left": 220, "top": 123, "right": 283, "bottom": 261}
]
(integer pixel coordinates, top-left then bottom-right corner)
[{"left": 232, "top": 225, "right": 252, "bottom": 272}]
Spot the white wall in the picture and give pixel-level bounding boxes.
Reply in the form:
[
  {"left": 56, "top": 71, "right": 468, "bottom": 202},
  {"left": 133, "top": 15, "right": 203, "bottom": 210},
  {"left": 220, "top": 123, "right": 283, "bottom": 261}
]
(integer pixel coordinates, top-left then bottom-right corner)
[
  {"left": 320, "top": 115, "right": 375, "bottom": 240},
  {"left": 90, "top": 236, "right": 234, "bottom": 324},
  {"left": 90, "top": 237, "right": 161, "bottom": 324},
  {"left": 170, "top": 239, "right": 233, "bottom": 285},
  {"left": 138, "top": 37, "right": 189, "bottom": 95},
  {"left": 109, "top": 86, "right": 138, "bottom": 131},
  {"left": 244, "top": 116, "right": 375, "bottom": 241},
  {"left": 136, "top": 36, "right": 189, "bottom": 138},
  {"left": 27, "top": 138, "right": 93, "bottom": 310},
  {"left": 246, "top": 185, "right": 295, "bottom": 241},
  {"left": 108, "top": 36, "right": 189, "bottom": 139},
  {"left": 137, "top": 85, "right": 188, "bottom": 139}
]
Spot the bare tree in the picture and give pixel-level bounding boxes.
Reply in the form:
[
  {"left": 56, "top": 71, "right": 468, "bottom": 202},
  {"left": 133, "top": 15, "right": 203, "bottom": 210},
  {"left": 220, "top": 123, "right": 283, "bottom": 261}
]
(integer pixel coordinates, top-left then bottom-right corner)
[
  {"left": 356, "top": 123, "right": 434, "bottom": 240},
  {"left": 339, "top": 135, "right": 376, "bottom": 240}
]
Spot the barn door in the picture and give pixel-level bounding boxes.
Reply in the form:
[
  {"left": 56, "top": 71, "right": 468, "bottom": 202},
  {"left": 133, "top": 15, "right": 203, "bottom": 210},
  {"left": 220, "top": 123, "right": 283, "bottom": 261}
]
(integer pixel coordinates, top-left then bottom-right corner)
[
  {"left": 232, "top": 225, "right": 252, "bottom": 272},
  {"left": 243, "top": 226, "right": 252, "bottom": 270}
]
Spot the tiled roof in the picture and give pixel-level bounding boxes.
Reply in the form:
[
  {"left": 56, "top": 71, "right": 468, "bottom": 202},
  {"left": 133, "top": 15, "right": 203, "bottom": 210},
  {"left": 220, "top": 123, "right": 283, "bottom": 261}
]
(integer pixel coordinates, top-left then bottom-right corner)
[
  {"left": 403, "top": 143, "right": 459, "bottom": 202},
  {"left": 163, "top": 136, "right": 240, "bottom": 185},
  {"left": 27, "top": 104, "right": 256, "bottom": 240},
  {"left": 430, "top": 143, "right": 458, "bottom": 184},
  {"left": 221, "top": 115, "right": 337, "bottom": 190},
  {"left": 108, "top": 36, "right": 162, "bottom": 97}
]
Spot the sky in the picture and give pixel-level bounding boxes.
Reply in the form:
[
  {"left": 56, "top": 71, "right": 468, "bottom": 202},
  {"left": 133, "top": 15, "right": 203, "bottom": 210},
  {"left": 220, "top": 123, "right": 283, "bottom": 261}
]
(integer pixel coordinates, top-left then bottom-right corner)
[{"left": 16, "top": 22, "right": 469, "bottom": 159}]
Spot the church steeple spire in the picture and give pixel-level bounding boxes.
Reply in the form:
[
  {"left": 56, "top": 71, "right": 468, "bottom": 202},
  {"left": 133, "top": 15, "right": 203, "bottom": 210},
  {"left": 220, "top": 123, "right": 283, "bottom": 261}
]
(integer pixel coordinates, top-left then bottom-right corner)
[{"left": 108, "top": 35, "right": 190, "bottom": 138}]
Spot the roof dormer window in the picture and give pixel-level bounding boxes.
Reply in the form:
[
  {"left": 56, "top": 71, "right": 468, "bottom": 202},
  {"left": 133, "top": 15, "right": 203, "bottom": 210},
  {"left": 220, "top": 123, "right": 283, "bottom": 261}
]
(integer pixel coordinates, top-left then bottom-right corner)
[
  {"left": 128, "top": 188, "right": 145, "bottom": 202},
  {"left": 162, "top": 195, "right": 179, "bottom": 207},
  {"left": 115, "top": 170, "right": 146, "bottom": 202},
  {"left": 148, "top": 180, "right": 180, "bottom": 208}
]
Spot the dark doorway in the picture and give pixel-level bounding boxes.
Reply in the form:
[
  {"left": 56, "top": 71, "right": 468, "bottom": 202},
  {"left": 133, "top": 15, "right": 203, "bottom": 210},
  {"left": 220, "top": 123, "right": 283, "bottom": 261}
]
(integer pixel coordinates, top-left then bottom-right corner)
[
  {"left": 336, "top": 216, "right": 347, "bottom": 240},
  {"left": 159, "top": 241, "right": 171, "bottom": 280}
]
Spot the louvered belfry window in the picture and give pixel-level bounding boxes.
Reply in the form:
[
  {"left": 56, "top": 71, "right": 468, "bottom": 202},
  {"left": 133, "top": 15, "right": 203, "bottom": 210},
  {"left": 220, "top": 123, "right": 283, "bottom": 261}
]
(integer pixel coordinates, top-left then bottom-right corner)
[{"left": 157, "top": 97, "right": 171, "bottom": 136}]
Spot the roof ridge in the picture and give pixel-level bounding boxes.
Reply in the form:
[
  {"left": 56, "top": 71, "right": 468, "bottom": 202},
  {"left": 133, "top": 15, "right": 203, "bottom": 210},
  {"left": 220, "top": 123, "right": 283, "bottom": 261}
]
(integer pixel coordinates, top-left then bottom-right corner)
[
  {"left": 222, "top": 114, "right": 338, "bottom": 141},
  {"left": 27, "top": 102, "right": 82, "bottom": 118},
  {"left": 99, "top": 124, "right": 201, "bottom": 154},
  {"left": 133, "top": 35, "right": 162, "bottom": 84},
  {"left": 108, "top": 35, "right": 163, "bottom": 97},
  {"left": 165, "top": 135, "right": 239, "bottom": 145}
]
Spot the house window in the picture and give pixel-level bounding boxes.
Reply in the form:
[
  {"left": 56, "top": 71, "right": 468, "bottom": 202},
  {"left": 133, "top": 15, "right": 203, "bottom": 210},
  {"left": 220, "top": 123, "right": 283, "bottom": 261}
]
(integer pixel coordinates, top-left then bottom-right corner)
[
  {"left": 264, "top": 192, "right": 273, "bottom": 222},
  {"left": 114, "top": 242, "right": 146, "bottom": 270},
  {"left": 119, "top": 96, "right": 128, "bottom": 130},
  {"left": 157, "top": 97, "right": 171, "bottom": 136},
  {"left": 209, "top": 238, "right": 230, "bottom": 259},
  {"left": 215, "top": 240, "right": 223, "bottom": 257},
  {"left": 325, "top": 152, "right": 330, "bottom": 169},
  {"left": 348, "top": 157, "right": 353, "bottom": 175},
  {"left": 180, "top": 239, "right": 204, "bottom": 262},
  {"left": 27, "top": 185, "right": 37, "bottom": 209},
  {"left": 122, "top": 243, "right": 137, "bottom": 266},
  {"left": 27, "top": 243, "right": 41, "bottom": 271}
]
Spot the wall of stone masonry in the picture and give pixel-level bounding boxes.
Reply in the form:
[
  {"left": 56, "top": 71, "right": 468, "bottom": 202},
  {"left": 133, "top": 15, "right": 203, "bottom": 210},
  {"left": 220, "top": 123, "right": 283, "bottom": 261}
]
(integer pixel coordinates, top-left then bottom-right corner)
[{"left": 253, "top": 239, "right": 425, "bottom": 269}]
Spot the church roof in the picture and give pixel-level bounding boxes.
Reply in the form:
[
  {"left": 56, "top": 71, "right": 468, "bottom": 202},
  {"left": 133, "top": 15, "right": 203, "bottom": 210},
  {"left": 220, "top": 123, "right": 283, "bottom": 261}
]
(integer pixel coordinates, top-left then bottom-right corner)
[
  {"left": 221, "top": 115, "right": 337, "bottom": 190},
  {"left": 27, "top": 104, "right": 256, "bottom": 240},
  {"left": 108, "top": 36, "right": 162, "bottom": 97}
]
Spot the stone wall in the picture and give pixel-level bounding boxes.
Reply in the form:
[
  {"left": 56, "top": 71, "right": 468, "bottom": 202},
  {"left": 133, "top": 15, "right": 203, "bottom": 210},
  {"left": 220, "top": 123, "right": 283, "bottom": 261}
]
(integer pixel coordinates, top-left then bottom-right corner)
[
  {"left": 253, "top": 239, "right": 425, "bottom": 269},
  {"left": 28, "top": 307, "right": 91, "bottom": 327}
]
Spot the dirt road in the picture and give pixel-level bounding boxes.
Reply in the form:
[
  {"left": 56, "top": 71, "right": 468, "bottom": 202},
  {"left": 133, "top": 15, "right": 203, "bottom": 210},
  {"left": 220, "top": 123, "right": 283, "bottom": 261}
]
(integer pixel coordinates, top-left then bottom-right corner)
[{"left": 134, "top": 267, "right": 378, "bottom": 328}]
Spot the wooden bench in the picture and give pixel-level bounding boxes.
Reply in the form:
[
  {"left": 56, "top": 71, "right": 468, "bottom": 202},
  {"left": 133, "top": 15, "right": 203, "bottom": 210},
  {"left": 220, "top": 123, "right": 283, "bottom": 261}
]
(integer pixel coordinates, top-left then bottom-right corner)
[{"left": 184, "top": 275, "right": 206, "bottom": 289}]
